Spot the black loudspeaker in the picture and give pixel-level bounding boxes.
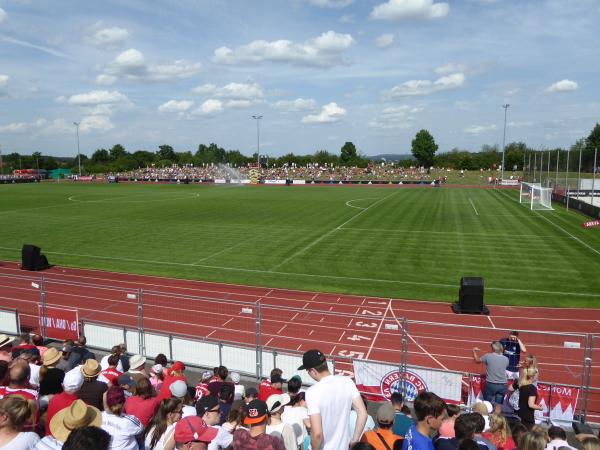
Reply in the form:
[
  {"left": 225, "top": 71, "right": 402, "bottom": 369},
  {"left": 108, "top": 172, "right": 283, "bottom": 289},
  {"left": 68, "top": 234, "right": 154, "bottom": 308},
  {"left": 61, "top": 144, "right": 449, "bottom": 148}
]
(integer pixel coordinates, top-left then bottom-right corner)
[
  {"left": 21, "top": 245, "right": 49, "bottom": 271},
  {"left": 452, "top": 277, "right": 489, "bottom": 314}
]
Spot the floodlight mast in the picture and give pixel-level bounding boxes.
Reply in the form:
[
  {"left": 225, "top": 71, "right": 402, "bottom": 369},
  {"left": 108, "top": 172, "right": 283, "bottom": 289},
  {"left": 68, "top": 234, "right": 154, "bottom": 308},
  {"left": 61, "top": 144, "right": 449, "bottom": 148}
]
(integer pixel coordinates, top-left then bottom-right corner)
[
  {"left": 252, "top": 115, "right": 262, "bottom": 166},
  {"left": 73, "top": 122, "right": 81, "bottom": 176},
  {"left": 501, "top": 104, "right": 510, "bottom": 181}
]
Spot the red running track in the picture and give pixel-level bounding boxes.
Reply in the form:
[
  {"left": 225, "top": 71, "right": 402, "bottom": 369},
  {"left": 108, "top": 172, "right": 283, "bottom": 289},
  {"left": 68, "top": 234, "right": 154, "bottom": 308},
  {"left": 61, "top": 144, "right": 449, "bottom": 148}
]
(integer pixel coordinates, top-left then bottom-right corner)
[{"left": 1, "top": 260, "right": 600, "bottom": 416}]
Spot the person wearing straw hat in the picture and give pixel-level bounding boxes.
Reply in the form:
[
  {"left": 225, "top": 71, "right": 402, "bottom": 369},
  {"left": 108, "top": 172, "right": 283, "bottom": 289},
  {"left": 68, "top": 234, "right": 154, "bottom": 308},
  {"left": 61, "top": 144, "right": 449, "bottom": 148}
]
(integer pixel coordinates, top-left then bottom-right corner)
[
  {"left": 45, "top": 367, "right": 84, "bottom": 436},
  {"left": 77, "top": 360, "right": 107, "bottom": 411},
  {"left": 39, "top": 348, "right": 65, "bottom": 398},
  {"left": 0, "top": 335, "right": 15, "bottom": 363},
  {"left": 36, "top": 399, "right": 101, "bottom": 450}
]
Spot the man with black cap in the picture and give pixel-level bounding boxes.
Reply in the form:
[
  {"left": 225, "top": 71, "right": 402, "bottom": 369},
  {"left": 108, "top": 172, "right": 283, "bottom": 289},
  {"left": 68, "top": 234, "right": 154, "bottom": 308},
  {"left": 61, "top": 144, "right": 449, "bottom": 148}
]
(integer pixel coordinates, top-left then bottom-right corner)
[
  {"left": 299, "top": 349, "right": 367, "bottom": 450},
  {"left": 196, "top": 395, "right": 233, "bottom": 450}
]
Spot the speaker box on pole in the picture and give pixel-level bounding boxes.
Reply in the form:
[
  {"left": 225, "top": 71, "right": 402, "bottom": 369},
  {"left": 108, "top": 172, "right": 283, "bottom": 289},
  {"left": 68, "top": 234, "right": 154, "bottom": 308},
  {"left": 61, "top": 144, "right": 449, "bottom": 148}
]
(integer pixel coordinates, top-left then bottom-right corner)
[
  {"left": 21, "top": 245, "right": 50, "bottom": 271},
  {"left": 452, "top": 277, "right": 489, "bottom": 314}
]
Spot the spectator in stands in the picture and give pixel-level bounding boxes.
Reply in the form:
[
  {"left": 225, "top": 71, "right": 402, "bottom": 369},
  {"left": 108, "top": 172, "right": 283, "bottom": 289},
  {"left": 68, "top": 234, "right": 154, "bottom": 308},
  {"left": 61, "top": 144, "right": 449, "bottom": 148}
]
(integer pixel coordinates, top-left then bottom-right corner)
[
  {"left": 18, "top": 351, "right": 42, "bottom": 390},
  {"left": 68, "top": 336, "right": 95, "bottom": 368},
  {"left": 435, "top": 412, "right": 477, "bottom": 450},
  {"left": 40, "top": 399, "right": 101, "bottom": 449},
  {"left": 402, "top": 392, "right": 446, "bottom": 450},
  {"left": 159, "top": 361, "right": 187, "bottom": 401},
  {"left": 150, "top": 364, "right": 165, "bottom": 393},
  {"left": 472, "top": 342, "right": 509, "bottom": 405},
  {"left": 118, "top": 344, "right": 129, "bottom": 373},
  {"left": 258, "top": 373, "right": 285, "bottom": 402},
  {"left": 195, "top": 371, "right": 212, "bottom": 402},
  {"left": 32, "top": 335, "right": 48, "bottom": 360},
  {"left": 62, "top": 426, "right": 111, "bottom": 450},
  {"left": 458, "top": 440, "right": 480, "bottom": 450},
  {"left": 77, "top": 360, "right": 107, "bottom": 411},
  {"left": 101, "top": 386, "right": 143, "bottom": 450},
  {"left": 175, "top": 416, "right": 218, "bottom": 450},
  {"left": 281, "top": 391, "right": 310, "bottom": 447},
  {"left": 218, "top": 384, "right": 234, "bottom": 425},
  {"left": 361, "top": 402, "right": 402, "bottom": 450},
  {"left": 517, "top": 368, "right": 543, "bottom": 429},
  {"left": 391, "top": 393, "right": 414, "bottom": 437},
  {"left": 11, "top": 333, "right": 40, "bottom": 360},
  {"left": 482, "top": 413, "right": 515, "bottom": 450},
  {"left": 349, "top": 395, "right": 376, "bottom": 440},
  {"left": 124, "top": 377, "right": 159, "bottom": 427},
  {"left": 299, "top": 349, "right": 368, "bottom": 450},
  {"left": 0, "top": 335, "right": 14, "bottom": 363},
  {"left": 233, "top": 399, "right": 285, "bottom": 450},
  {"left": 98, "top": 354, "right": 122, "bottom": 386},
  {"left": 55, "top": 344, "right": 73, "bottom": 372},
  {"left": 266, "top": 393, "right": 296, "bottom": 450},
  {"left": 519, "top": 432, "right": 547, "bottom": 450},
  {"left": 230, "top": 372, "right": 244, "bottom": 402},
  {"left": 154, "top": 354, "right": 168, "bottom": 367},
  {"left": 195, "top": 395, "right": 233, "bottom": 450},
  {"left": 499, "top": 332, "right": 527, "bottom": 381},
  {"left": 0, "top": 362, "right": 7, "bottom": 388},
  {"left": 471, "top": 403, "right": 491, "bottom": 432},
  {"left": 286, "top": 375, "right": 302, "bottom": 401},
  {"left": 168, "top": 380, "right": 196, "bottom": 418},
  {"left": 258, "top": 368, "right": 283, "bottom": 400},
  {"left": 244, "top": 388, "right": 258, "bottom": 404},
  {"left": 39, "top": 348, "right": 65, "bottom": 411},
  {"left": 438, "top": 404, "right": 461, "bottom": 439},
  {"left": 580, "top": 437, "right": 600, "bottom": 450},
  {"left": 510, "top": 423, "right": 527, "bottom": 450},
  {"left": 116, "top": 373, "right": 136, "bottom": 399},
  {"left": 144, "top": 397, "right": 183, "bottom": 450},
  {"left": 545, "top": 426, "right": 575, "bottom": 450},
  {"left": 207, "top": 367, "right": 234, "bottom": 405},
  {"left": 100, "top": 346, "right": 123, "bottom": 372},
  {"left": 0, "top": 396, "right": 39, "bottom": 449},
  {"left": 45, "top": 367, "right": 84, "bottom": 436},
  {"left": 469, "top": 413, "right": 495, "bottom": 450},
  {"left": 127, "top": 355, "right": 148, "bottom": 392}
]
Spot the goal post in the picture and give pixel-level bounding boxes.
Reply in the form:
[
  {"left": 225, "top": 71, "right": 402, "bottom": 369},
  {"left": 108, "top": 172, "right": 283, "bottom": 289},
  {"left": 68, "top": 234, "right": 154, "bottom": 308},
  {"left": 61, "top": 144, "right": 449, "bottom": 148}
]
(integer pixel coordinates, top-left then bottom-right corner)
[{"left": 520, "top": 182, "right": 553, "bottom": 210}]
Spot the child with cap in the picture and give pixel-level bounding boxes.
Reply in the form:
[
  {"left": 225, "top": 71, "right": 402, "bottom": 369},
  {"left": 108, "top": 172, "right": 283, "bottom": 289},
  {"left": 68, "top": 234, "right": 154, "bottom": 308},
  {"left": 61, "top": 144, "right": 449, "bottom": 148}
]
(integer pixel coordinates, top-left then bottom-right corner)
[
  {"left": 232, "top": 399, "right": 285, "bottom": 450},
  {"left": 266, "top": 393, "right": 296, "bottom": 450},
  {"left": 361, "top": 403, "right": 402, "bottom": 450},
  {"left": 175, "top": 416, "right": 218, "bottom": 450}
]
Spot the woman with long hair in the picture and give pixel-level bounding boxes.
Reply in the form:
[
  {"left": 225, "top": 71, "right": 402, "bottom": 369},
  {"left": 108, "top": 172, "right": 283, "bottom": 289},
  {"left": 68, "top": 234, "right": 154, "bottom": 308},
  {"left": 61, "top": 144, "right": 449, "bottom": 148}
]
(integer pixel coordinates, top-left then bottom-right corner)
[
  {"left": 0, "top": 396, "right": 40, "bottom": 449},
  {"left": 519, "top": 431, "right": 547, "bottom": 450},
  {"left": 517, "top": 368, "right": 543, "bottom": 429},
  {"left": 482, "top": 413, "right": 515, "bottom": 450},
  {"left": 143, "top": 398, "right": 183, "bottom": 450}
]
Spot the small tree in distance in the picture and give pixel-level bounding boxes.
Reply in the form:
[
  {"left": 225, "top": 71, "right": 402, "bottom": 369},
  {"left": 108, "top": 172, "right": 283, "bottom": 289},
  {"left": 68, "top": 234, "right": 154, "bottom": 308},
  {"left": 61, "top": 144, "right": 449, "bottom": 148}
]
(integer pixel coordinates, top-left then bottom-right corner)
[{"left": 411, "top": 129, "right": 438, "bottom": 167}]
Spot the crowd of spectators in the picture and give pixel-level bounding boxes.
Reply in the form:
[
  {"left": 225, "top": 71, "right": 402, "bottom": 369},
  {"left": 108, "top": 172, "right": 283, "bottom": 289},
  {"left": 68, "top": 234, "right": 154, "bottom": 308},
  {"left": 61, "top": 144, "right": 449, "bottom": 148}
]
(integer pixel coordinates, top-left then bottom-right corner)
[{"left": 0, "top": 332, "right": 598, "bottom": 450}]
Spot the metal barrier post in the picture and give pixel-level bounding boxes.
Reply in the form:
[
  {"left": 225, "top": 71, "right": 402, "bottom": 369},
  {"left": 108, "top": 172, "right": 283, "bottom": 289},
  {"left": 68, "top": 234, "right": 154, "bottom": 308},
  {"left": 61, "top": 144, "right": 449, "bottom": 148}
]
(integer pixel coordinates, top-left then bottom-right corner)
[
  {"left": 256, "top": 301, "right": 262, "bottom": 379},
  {"left": 547, "top": 383, "right": 553, "bottom": 424},
  {"left": 219, "top": 342, "right": 223, "bottom": 366},
  {"left": 40, "top": 275, "right": 47, "bottom": 339},
  {"left": 137, "top": 288, "right": 145, "bottom": 355},
  {"left": 169, "top": 335, "right": 173, "bottom": 361},
  {"left": 400, "top": 317, "right": 408, "bottom": 400}
]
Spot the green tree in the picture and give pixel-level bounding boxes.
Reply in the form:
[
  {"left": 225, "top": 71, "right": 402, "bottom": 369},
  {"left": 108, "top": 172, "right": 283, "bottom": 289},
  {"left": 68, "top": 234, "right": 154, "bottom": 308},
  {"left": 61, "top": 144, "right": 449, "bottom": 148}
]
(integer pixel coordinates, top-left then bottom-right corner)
[
  {"left": 109, "top": 144, "right": 127, "bottom": 160},
  {"left": 32, "top": 151, "right": 42, "bottom": 170},
  {"left": 411, "top": 130, "right": 438, "bottom": 167},
  {"left": 91, "top": 149, "right": 110, "bottom": 163},
  {"left": 157, "top": 145, "right": 176, "bottom": 161},
  {"left": 340, "top": 142, "right": 358, "bottom": 164}
]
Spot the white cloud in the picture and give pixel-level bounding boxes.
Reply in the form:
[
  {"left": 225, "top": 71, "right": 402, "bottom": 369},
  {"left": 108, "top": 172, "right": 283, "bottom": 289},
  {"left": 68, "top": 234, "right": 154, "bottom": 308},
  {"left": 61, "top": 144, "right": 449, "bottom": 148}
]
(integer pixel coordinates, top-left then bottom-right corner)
[
  {"left": 191, "top": 84, "right": 217, "bottom": 95},
  {"left": 273, "top": 98, "right": 317, "bottom": 112},
  {"left": 0, "top": 118, "right": 73, "bottom": 134},
  {"left": 375, "top": 33, "right": 395, "bottom": 49},
  {"left": 308, "top": 0, "right": 353, "bottom": 8},
  {"left": 68, "top": 90, "right": 129, "bottom": 106},
  {"left": 0, "top": 8, "right": 7, "bottom": 24},
  {"left": 225, "top": 100, "right": 252, "bottom": 109},
  {"left": 85, "top": 24, "right": 130, "bottom": 50},
  {"left": 192, "top": 82, "right": 264, "bottom": 100},
  {"left": 213, "top": 31, "right": 354, "bottom": 68},
  {"left": 339, "top": 14, "right": 354, "bottom": 23},
  {"left": 384, "top": 72, "right": 465, "bottom": 97},
  {"left": 100, "top": 48, "right": 201, "bottom": 83},
  {"left": 434, "top": 62, "right": 467, "bottom": 75},
  {"left": 368, "top": 105, "right": 422, "bottom": 129},
  {"left": 158, "top": 99, "right": 194, "bottom": 113},
  {"left": 371, "top": 0, "right": 450, "bottom": 21},
  {"left": 463, "top": 124, "right": 497, "bottom": 135},
  {"left": 0, "top": 74, "right": 9, "bottom": 88},
  {"left": 545, "top": 79, "right": 579, "bottom": 93},
  {"left": 302, "top": 102, "right": 346, "bottom": 123},
  {"left": 192, "top": 99, "right": 224, "bottom": 116},
  {"left": 80, "top": 115, "right": 114, "bottom": 132}
]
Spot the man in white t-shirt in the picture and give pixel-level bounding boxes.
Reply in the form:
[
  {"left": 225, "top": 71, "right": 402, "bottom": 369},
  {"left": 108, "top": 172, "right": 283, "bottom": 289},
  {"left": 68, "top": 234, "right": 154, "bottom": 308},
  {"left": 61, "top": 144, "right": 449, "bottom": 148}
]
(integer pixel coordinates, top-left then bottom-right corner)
[{"left": 299, "top": 349, "right": 367, "bottom": 450}]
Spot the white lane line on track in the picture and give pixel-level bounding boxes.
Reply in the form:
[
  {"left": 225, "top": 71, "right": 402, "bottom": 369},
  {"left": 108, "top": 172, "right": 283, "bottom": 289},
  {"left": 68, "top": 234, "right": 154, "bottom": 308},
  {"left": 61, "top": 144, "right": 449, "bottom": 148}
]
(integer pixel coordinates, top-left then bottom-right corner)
[
  {"left": 338, "top": 331, "right": 346, "bottom": 342},
  {"left": 222, "top": 318, "right": 234, "bottom": 327},
  {"left": 277, "top": 324, "right": 287, "bottom": 334},
  {"left": 309, "top": 330, "right": 314, "bottom": 335},
  {"left": 193, "top": 242, "right": 246, "bottom": 264},
  {"left": 487, "top": 316, "right": 496, "bottom": 328},
  {"left": 269, "top": 191, "right": 397, "bottom": 271},
  {"left": 469, "top": 198, "right": 479, "bottom": 216},
  {"left": 365, "top": 299, "right": 391, "bottom": 360},
  {"left": 311, "top": 293, "right": 318, "bottom": 301},
  {"left": 265, "top": 338, "right": 273, "bottom": 347}
]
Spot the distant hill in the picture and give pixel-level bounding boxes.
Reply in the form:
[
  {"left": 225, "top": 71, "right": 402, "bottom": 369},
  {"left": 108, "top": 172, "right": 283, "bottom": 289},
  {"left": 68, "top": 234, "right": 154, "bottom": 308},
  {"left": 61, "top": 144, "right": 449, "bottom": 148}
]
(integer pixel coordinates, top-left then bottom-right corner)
[{"left": 367, "top": 154, "right": 413, "bottom": 162}]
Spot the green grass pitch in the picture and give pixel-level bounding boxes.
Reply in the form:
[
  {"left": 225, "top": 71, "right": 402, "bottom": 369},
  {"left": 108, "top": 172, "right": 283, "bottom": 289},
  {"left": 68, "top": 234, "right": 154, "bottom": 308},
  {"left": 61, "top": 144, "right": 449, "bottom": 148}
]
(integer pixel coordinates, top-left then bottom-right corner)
[{"left": 1, "top": 182, "right": 599, "bottom": 307}]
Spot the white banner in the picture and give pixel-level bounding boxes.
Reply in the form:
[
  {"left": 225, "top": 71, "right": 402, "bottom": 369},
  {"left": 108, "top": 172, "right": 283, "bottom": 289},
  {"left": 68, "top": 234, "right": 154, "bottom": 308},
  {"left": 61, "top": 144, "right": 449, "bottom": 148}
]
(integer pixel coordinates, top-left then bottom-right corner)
[
  {"left": 292, "top": 179, "right": 306, "bottom": 184},
  {"left": 265, "top": 179, "right": 287, "bottom": 184},
  {"left": 353, "top": 360, "right": 462, "bottom": 403}
]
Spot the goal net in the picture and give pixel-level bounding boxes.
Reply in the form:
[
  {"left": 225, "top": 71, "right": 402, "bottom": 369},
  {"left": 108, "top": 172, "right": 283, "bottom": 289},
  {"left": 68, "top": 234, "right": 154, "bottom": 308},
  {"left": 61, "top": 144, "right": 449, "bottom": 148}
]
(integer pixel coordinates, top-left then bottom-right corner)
[{"left": 519, "top": 182, "right": 553, "bottom": 210}]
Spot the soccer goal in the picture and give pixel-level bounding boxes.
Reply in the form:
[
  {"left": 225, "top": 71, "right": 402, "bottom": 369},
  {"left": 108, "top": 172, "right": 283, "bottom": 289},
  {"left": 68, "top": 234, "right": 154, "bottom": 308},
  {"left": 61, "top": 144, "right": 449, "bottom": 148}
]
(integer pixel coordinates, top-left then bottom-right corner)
[{"left": 519, "top": 182, "right": 554, "bottom": 210}]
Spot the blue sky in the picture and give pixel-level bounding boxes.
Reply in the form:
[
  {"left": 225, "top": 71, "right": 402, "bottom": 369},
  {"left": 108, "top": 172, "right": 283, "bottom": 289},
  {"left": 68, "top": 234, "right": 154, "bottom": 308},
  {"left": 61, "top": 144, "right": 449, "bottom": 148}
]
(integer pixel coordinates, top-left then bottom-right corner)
[{"left": 0, "top": 0, "right": 598, "bottom": 158}]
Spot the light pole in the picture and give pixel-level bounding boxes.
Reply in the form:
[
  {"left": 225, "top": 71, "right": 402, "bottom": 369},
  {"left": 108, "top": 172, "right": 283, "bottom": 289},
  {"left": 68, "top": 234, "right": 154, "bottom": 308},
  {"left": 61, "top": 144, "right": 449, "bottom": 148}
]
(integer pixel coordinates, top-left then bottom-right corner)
[
  {"left": 252, "top": 115, "right": 262, "bottom": 166},
  {"left": 501, "top": 104, "right": 510, "bottom": 181},
  {"left": 73, "top": 122, "right": 81, "bottom": 176}
]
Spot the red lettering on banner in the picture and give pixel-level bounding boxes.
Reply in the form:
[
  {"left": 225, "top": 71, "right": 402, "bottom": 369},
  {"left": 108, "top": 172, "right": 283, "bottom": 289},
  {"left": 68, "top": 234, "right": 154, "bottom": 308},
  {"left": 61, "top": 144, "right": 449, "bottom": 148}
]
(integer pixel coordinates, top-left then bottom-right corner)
[
  {"left": 582, "top": 220, "right": 600, "bottom": 228},
  {"left": 38, "top": 306, "right": 79, "bottom": 341}
]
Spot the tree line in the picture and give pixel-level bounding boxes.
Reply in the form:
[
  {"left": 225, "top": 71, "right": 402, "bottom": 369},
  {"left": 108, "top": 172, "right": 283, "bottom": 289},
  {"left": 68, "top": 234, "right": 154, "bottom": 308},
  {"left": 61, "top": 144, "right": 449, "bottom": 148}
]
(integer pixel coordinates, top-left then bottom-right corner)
[{"left": 1, "top": 123, "right": 598, "bottom": 174}]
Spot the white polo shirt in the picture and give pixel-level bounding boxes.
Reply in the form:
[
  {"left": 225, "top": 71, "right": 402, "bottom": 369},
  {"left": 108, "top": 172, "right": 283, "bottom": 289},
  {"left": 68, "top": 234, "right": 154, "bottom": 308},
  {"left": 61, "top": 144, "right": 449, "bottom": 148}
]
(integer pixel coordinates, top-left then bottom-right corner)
[{"left": 306, "top": 375, "right": 360, "bottom": 450}]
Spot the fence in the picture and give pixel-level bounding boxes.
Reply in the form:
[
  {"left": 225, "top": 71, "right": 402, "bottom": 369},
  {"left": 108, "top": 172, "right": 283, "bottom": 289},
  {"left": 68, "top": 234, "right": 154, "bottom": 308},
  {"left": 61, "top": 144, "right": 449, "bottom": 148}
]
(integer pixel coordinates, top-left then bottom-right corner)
[{"left": 1, "top": 271, "right": 599, "bottom": 422}]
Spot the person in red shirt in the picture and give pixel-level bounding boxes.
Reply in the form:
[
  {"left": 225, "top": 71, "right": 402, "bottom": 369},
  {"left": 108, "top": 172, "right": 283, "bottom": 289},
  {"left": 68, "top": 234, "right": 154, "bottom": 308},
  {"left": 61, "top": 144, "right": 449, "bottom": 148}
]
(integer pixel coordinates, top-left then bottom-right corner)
[
  {"left": 10, "top": 333, "right": 40, "bottom": 360},
  {"left": 195, "top": 371, "right": 212, "bottom": 401},
  {"left": 98, "top": 354, "right": 122, "bottom": 386},
  {"left": 258, "top": 374, "right": 285, "bottom": 402},
  {"left": 46, "top": 367, "right": 84, "bottom": 436},
  {"left": 157, "top": 361, "right": 187, "bottom": 401},
  {"left": 125, "top": 377, "right": 159, "bottom": 427}
]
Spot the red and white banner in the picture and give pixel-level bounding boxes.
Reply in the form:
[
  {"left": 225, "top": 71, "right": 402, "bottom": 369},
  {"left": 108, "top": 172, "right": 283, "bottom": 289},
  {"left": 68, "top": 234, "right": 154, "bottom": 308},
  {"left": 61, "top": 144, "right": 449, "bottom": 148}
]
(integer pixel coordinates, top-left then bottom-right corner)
[
  {"left": 582, "top": 220, "right": 600, "bottom": 229},
  {"left": 467, "top": 375, "right": 579, "bottom": 427},
  {"left": 353, "top": 360, "right": 462, "bottom": 403},
  {"left": 39, "top": 306, "right": 79, "bottom": 341}
]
